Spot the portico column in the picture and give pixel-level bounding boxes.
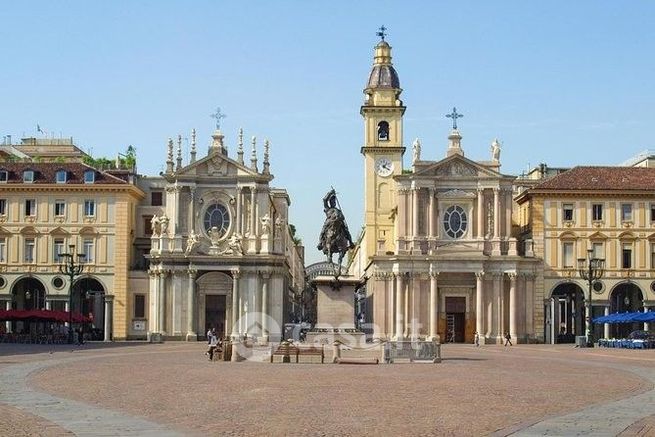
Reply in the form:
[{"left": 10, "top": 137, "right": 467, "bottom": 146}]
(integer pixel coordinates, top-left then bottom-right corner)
[
  {"left": 505, "top": 189, "right": 513, "bottom": 238},
  {"left": 493, "top": 188, "right": 500, "bottom": 238},
  {"left": 429, "top": 270, "right": 439, "bottom": 340},
  {"left": 103, "top": 295, "right": 114, "bottom": 342},
  {"left": 186, "top": 269, "right": 197, "bottom": 340},
  {"left": 643, "top": 305, "right": 650, "bottom": 333},
  {"left": 231, "top": 269, "right": 240, "bottom": 339},
  {"left": 395, "top": 273, "right": 404, "bottom": 340},
  {"left": 604, "top": 306, "right": 610, "bottom": 339},
  {"left": 524, "top": 273, "right": 534, "bottom": 340},
  {"left": 261, "top": 271, "right": 270, "bottom": 343},
  {"left": 475, "top": 271, "right": 485, "bottom": 341},
  {"left": 508, "top": 272, "right": 518, "bottom": 341},
  {"left": 477, "top": 188, "right": 485, "bottom": 239}
]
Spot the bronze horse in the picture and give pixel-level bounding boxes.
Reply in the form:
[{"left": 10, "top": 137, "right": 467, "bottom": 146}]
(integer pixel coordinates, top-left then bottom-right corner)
[{"left": 317, "top": 189, "right": 355, "bottom": 277}]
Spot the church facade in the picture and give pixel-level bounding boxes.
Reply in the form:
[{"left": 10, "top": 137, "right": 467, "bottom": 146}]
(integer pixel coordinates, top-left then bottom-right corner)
[
  {"left": 128, "top": 128, "right": 304, "bottom": 342},
  {"left": 349, "top": 37, "right": 542, "bottom": 344}
]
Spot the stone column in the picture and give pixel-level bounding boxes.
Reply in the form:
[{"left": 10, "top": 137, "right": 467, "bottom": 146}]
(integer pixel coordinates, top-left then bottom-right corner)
[
  {"left": 103, "top": 295, "right": 114, "bottom": 342},
  {"left": 643, "top": 305, "right": 650, "bottom": 333},
  {"left": 429, "top": 270, "right": 439, "bottom": 340},
  {"left": 250, "top": 187, "right": 257, "bottom": 236},
  {"left": 428, "top": 188, "right": 435, "bottom": 239},
  {"left": 477, "top": 188, "right": 485, "bottom": 239},
  {"left": 604, "top": 306, "right": 610, "bottom": 339},
  {"left": 524, "top": 273, "right": 534, "bottom": 340},
  {"left": 235, "top": 186, "right": 243, "bottom": 235},
  {"left": 395, "top": 273, "right": 404, "bottom": 340},
  {"left": 492, "top": 272, "right": 503, "bottom": 341},
  {"left": 186, "top": 269, "right": 197, "bottom": 340},
  {"left": 475, "top": 271, "right": 485, "bottom": 341},
  {"left": 493, "top": 188, "right": 500, "bottom": 238},
  {"left": 231, "top": 269, "right": 240, "bottom": 339},
  {"left": 508, "top": 272, "right": 518, "bottom": 341},
  {"left": 261, "top": 270, "right": 270, "bottom": 343},
  {"left": 412, "top": 186, "right": 420, "bottom": 240},
  {"left": 505, "top": 189, "right": 513, "bottom": 238},
  {"left": 158, "top": 271, "right": 167, "bottom": 334}
]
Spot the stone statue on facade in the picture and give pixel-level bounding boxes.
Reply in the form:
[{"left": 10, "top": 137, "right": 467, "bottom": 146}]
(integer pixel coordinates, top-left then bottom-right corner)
[
  {"left": 159, "top": 214, "right": 170, "bottom": 236},
  {"left": 491, "top": 138, "right": 501, "bottom": 162},
  {"left": 412, "top": 138, "right": 421, "bottom": 164},
  {"left": 317, "top": 188, "right": 355, "bottom": 276},
  {"left": 260, "top": 213, "right": 271, "bottom": 235},
  {"left": 150, "top": 215, "right": 161, "bottom": 236},
  {"left": 226, "top": 233, "right": 243, "bottom": 255},
  {"left": 185, "top": 228, "right": 199, "bottom": 256},
  {"left": 209, "top": 226, "right": 221, "bottom": 248}
]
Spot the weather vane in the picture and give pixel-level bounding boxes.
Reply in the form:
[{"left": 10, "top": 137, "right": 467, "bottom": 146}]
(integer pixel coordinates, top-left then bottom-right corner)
[
  {"left": 376, "top": 25, "right": 387, "bottom": 41},
  {"left": 210, "top": 107, "right": 227, "bottom": 130},
  {"left": 446, "top": 107, "right": 463, "bottom": 130}
]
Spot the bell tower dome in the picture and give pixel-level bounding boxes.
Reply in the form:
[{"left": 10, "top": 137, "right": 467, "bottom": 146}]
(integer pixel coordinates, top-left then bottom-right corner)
[{"left": 361, "top": 27, "right": 406, "bottom": 260}]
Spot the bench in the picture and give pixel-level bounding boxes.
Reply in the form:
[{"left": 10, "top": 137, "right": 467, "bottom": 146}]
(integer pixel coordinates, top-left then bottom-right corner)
[
  {"left": 270, "top": 343, "right": 299, "bottom": 363},
  {"left": 297, "top": 345, "right": 324, "bottom": 364}
]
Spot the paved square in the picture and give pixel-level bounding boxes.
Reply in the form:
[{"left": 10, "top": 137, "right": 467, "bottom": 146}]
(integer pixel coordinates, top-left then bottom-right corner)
[{"left": 1, "top": 343, "right": 654, "bottom": 436}]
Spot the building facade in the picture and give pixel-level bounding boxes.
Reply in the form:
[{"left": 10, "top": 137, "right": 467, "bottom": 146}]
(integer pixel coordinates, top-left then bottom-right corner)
[
  {"left": 0, "top": 145, "right": 144, "bottom": 340},
  {"left": 516, "top": 166, "right": 655, "bottom": 343},
  {"left": 350, "top": 37, "right": 541, "bottom": 344},
  {"left": 128, "top": 128, "right": 304, "bottom": 342}
]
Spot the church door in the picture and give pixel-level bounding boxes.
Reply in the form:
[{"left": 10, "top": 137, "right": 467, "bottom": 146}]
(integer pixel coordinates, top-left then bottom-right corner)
[
  {"left": 445, "top": 297, "right": 466, "bottom": 343},
  {"left": 205, "top": 295, "right": 226, "bottom": 339}
]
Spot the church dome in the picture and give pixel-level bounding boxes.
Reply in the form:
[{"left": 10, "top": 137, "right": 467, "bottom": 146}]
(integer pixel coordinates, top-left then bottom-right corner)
[{"left": 365, "top": 40, "right": 400, "bottom": 90}]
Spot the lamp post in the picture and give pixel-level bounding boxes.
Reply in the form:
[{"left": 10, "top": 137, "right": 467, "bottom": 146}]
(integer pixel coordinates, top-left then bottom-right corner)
[
  {"left": 58, "top": 244, "right": 86, "bottom": 344},
  {"left": 578, "top": 248, "right": 605, "bottom": 347}
]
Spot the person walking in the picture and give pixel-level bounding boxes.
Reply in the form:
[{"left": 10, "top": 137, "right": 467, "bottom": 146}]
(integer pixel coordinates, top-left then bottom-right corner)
[
  {"left": 206, "top": 327, "right": 212, "bottom": 345},
  {"left": 207, "top": 333, "right": 218, "bottom": 361},
  {"left": 504, "top": 332, "right": 513, "bottom": 347},
  {"left": 474, "top": 331, "right": 480, "bottom": 347}
]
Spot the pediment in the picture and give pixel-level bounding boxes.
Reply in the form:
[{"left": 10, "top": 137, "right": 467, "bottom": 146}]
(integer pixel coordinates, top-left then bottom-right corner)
[
  {"left": 176, "top": 151, "right": 261, "bottom": 179},
  {"left": 49, "top": 226, "right": 70, "bottom": 236},
  {"left": 20, "top": 226, "right": 39, "bottom": 235},
  {"left": 79, "top": 226, "right": 98, "bottom": 236},
  {"left": 414, "top": 155, "right": 501, "bottom": 178},
  {"left": 618, "top": 231, "right": 636, "bottom": 240},
  {"left": 588, "top": 231, "right": 608, "bottom": 240},
  {"left": 559, "top": 231, "right": 577, "bottom": 240}
]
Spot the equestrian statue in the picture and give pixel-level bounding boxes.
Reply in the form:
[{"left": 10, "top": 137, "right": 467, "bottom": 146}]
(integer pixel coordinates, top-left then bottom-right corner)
[{"left": 317, "top": 188, "right": 355, "bottom": 277}]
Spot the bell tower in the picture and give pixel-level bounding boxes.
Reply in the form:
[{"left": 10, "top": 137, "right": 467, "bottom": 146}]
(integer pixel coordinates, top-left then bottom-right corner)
[{"left": 361, "top": 28, "right": 406, "bottom": 259}]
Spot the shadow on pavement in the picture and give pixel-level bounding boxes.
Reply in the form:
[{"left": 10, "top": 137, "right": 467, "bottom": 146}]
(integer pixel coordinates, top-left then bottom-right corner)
[{"left": 0, "top": 341, "right": 153, "bottom": 357}]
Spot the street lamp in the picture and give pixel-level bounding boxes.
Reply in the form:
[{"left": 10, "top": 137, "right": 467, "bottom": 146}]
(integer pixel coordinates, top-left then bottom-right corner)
[
  {"left": 578, "top": 248, "right": 605, "bottom": 347},
  {"left": 58, "top": 244, "right": 86, "bottom": 344}
]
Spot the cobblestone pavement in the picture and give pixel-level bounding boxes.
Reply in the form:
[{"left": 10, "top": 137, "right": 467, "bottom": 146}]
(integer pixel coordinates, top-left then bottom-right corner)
[{"left": 1, "top": 342, "right": 654, "bottom": 436}]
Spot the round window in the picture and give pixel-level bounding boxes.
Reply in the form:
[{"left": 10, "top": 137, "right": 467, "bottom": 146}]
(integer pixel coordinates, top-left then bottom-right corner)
[
  {"left": 651, "top": 281, "right": 655, "bottom": 293},
  {"left": 592, "top": 280, "right": 604, "bottom": 294},
  {"left": 443, "top": 205, "right": 468, "bottom": 239},
  {"left": 0, "top": 276, "right": 6, "bottom": 289},
  {"left": 52, "top": 276, "right": 65, "bottom": 289},
  {"left": 203, "top": 203, "right": 230, "bottom": 237}
]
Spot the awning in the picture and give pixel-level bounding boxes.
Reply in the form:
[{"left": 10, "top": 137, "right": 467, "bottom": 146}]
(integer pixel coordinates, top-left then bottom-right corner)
[
  {"left": 593, "top": 311, "right": 655, "bottom": 324},
  {"left": 0, "top": 309, "right": 91, "bottom": 323}
]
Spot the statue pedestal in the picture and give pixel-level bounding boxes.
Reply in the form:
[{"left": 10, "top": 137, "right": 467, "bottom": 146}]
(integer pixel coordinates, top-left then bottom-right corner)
[{"left": 305, "top": 275, "right": 365, "bottom": 347}]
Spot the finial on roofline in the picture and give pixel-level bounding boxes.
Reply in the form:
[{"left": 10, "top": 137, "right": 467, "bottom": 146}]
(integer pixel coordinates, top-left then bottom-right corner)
[
  {"left": 237, "top": 128, "right": 244, "bottom": 165},
  {"left": 250, "top": 136, "right": 258, "bottom": 172}
]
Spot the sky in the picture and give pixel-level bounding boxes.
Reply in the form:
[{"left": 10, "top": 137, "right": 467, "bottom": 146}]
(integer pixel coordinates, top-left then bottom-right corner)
[{"left": 2, "top": 2, "right": 655, "bottom": 264}]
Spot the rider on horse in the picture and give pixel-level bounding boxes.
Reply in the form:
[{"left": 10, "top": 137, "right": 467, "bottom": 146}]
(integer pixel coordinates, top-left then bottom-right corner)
[{"left": 317, "top": 189, "right": 355, "bottom": 268}]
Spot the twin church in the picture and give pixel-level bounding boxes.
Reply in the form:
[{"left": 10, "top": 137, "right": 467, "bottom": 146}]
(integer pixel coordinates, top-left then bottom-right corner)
[{"left": 349, "top": 35, "right": 539, "bottom": 344}]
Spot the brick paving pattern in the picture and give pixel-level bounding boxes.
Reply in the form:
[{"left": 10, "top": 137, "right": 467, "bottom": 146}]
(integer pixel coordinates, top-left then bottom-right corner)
[{"left": 0, "top": 343, "right": 653, "bottom": 436}]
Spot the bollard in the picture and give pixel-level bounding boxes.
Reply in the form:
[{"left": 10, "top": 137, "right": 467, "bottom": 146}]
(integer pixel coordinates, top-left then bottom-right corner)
[{"left": 231, "top": 340, "right": 240, "bottom": 362}]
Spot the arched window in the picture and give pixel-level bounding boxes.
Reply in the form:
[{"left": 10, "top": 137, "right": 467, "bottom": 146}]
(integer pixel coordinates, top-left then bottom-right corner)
[{"left": 377, "top": 121, "right": 389, "bottom": 141}]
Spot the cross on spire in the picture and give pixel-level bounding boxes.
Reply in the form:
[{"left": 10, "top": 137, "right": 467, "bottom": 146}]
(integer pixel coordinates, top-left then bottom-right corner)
[
  {"left": 446, "top": 107, "right": 463, "bottom": 130},
  {"left": 210, "top": 107, "right": 227, "bottom": 130},
  {"left": 376, "top": 25, "right": 387, "bottom": 41}
]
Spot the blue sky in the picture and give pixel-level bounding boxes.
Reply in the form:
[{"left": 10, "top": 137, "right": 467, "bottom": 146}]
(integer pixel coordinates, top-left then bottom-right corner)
[{"left": 2, "top": 2, "right": 654, "bottom": 264}]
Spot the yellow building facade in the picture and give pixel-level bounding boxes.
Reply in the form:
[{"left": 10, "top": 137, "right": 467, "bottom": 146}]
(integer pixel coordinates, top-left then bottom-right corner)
[
  {"left": 516, "top": 166, "right": 655, "bottom": 342},
  {"left": 0, "top": 147, "right": 144, "bottom": 340}
]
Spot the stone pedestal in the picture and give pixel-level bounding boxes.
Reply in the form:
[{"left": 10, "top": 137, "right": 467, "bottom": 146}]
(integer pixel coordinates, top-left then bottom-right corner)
[{"left": 305, "top": 275, "right": 365, "bottom": 347}]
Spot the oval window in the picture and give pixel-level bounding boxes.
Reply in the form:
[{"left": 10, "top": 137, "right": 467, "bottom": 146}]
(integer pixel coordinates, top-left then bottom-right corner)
[
  {"left": 203, "top": 203, "right": 230, "bottom": 237},
  {"left": 443, "top": 205, "right": 468, "bottom": 239}
]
